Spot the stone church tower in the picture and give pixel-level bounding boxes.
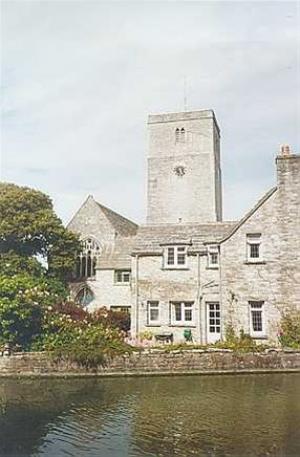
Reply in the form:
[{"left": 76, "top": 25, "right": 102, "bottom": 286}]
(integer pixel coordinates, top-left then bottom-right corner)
[{"left": 147, "top": 110, "right": 222, "bottom": 224}]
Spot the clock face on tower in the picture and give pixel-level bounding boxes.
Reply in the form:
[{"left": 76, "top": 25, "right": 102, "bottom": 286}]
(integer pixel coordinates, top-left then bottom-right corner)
[{"left": 173, "top": 165, "right": 186, "bottom": 177}]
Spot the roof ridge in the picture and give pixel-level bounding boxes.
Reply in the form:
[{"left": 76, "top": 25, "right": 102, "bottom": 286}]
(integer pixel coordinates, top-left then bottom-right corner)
[
  {"left": 95, "top": 200, "right": 138, "bottom": 227},
  {"left": 221, "top": 186, "right": 278, "bottom": 243}
]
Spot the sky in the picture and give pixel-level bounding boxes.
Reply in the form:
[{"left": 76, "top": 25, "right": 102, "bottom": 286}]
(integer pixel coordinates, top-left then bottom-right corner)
[{"left": 1, "top": 0, "right": 300, "bottom": 225}]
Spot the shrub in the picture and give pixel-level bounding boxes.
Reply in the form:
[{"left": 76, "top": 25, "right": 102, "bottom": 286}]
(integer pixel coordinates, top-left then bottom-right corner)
[
  {"left": 38, "top": 322, "right": 132, "bottom": 368},
  {"left": 279, "top": 312, "right": 300, "bottom": 348},
  {"left": 92, "top": 307, "right": 130, "bottom": 332}
]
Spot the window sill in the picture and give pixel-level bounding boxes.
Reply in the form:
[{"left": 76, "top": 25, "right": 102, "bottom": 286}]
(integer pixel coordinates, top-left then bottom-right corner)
[
  {"left": 244, "top": 261, "right": 266, "bottom": 265},
  {"left": 162, "top": 267, "right": 189, "bottom": 271},
  {"left": 206, "top": 266, "right": 219, "bottom": 270},
  {"left": 251, "top": 335, "right": 268, "bottom": 340},
  {"left": 169, "top": 324, "right": 196, "bottom": 328},
  {"left": 145, "top": 324, "right": 162, "bottom": 327},
  {"left": 114, "top": 282, "right": 131, "bottom": 286}
]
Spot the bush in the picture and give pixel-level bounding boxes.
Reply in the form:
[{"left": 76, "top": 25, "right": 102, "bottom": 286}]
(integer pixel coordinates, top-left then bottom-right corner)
[
  {"left": 92, "top": 307, "right": 130, "bottom": 333},
  {"left": 279, "top": 312, "right": 300, "bottom": 348},
  {"left": 215, "top": 326, "right": 267, "bottom": 352},
  {"left": 32, "top": 302, "right": 132, "bottom": 367},
  {"left": 0, "top": 274, "right": 67, "bottom": 348}
]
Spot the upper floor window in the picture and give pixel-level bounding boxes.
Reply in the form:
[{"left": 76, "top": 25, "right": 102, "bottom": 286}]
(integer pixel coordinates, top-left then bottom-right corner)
[
  {"left": 175, "top": 127, "right": 186, "bottom": 143},
  {"left": 114, "top": 270, "right": 131, "bottom": 284},
  {"left": 75, "top": 237, "right": 101, "bottom": 279},
  {"left": 246, "top": 234, "right": 262, "bottom": 262},
  {"left": 249, "top": 301, "right": 265, "bottom": 337},
  {"left": 164, "top": 246, "right": 187, "bottom": 268},
  {"left": 207, "top": 245, "right": 219, "bottom": 268}
]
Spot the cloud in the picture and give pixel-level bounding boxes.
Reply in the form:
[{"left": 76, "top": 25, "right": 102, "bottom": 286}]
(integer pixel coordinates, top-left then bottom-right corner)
[{"left": 1, "top": 1, "right": 299, "bottom": 224}]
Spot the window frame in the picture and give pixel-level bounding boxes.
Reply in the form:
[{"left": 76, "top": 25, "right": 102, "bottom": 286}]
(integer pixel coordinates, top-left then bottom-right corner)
[
  {"left": 114, "top": 270, "right": 131, "bottom": 285},
  {"left": 249, "top": 301, "right": 265, "bottom": 338},
  {"left": 246, "top": 234, "right": 262, "bottom": 262},
  {"left": 170, "top": 301, "right": 194, "bottom": 326},
  {"left": 147, "top": 301, "right": 160, "bottom": 325},
  {"left": 164, "top": 246, "right": 188, "bottom": 269},
  {"left": 207, "top": 245, "right": 219, "bottom": 269}
]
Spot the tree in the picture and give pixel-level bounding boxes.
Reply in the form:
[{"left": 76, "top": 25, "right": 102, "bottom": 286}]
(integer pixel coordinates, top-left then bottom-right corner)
[
  {"left": 0, "top": 274, "right": 67, "bottom": 348},
  {"left": 0, "top": 183, "right": 80, "bottom": 280}
]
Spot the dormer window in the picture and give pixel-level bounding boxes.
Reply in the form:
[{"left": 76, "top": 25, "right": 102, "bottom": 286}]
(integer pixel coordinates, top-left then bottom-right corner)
[{"left": 164, "top": 246, "right": 187, "bottom": 268}]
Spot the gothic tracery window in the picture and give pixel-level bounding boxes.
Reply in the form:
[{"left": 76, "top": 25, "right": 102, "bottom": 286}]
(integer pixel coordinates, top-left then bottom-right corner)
[
  {"left": 75, "top": 286, "right": 94, "bottom": 306},
  {"left": 75, "top": 237, "right": 101, "bottom": 279}
]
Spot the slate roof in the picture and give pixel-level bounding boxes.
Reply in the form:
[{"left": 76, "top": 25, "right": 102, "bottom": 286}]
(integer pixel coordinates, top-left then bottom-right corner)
[
  {"left": 220, "top": 187, "right": 277, "bottom": 243},
  {"left": 95, "top": 201, "right": 138, "bottom": 237},
  {"left": 97, "top": 236, "right": 137, "bottom": 269},
  {"left": 132, "top": 222, "right": 236, "bottom": 254}
]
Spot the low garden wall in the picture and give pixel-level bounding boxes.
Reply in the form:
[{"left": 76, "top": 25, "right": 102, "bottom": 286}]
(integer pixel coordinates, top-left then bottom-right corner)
[{"left": 1, "top": 349, "right": 300, "bottom": 377}]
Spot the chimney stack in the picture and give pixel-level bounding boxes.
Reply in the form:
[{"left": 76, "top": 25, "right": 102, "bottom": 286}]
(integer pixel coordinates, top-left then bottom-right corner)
[{"left": 279, "top": 144, "right": 292, "bottom": 156}]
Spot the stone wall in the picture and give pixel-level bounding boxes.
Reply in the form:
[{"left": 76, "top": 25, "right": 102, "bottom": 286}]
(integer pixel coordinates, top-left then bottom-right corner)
[{"left": 1, "top": 350, "right": 300, "bottom": 377}]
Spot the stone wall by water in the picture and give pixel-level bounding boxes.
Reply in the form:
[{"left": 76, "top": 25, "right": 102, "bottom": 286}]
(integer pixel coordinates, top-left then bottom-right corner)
[{"left": 0, "top": 350, "right": 300, "bottom": 377}]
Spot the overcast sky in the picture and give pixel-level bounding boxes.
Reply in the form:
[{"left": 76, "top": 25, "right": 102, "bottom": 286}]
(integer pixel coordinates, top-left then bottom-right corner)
[{"left": 1, "top": 1, "right": 299, "bottom": 225}]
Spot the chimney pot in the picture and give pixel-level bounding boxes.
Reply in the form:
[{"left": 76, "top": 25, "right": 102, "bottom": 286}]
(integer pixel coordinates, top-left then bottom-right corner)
[{"left": 280, "top": 144, "right": 291, "bottom": 156}]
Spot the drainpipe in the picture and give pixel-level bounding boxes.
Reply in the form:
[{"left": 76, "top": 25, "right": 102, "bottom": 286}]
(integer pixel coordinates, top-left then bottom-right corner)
[
  {"left": 197, "top": 253, "right": 201, "bottom": 343},
  {"left": 135, "top": 254, "right": 140, "bottom": 340}
]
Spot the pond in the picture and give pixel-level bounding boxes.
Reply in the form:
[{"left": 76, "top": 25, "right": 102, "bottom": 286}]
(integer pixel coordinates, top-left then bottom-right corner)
[{"left": 0, "top": 373, "right": 299, "bottom": 457}]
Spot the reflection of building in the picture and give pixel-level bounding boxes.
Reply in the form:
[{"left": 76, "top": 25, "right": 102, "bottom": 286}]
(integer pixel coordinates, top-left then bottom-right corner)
[{"left": 68, "top": 109, "right": 300, "bottom": 344}]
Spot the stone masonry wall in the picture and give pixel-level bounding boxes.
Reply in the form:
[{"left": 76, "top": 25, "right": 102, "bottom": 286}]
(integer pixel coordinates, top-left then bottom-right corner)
[
  {"left": 220, "top": 191, "right": 281, "bottom": 342},
  {"left": 0, "top": 351, "right": 300, "bottom": 377},
  {"left": 147, "top": 111, "right": 221, "bottom": 224}
]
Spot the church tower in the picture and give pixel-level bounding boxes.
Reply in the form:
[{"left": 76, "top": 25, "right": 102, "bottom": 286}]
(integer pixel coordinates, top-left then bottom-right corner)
[{"left": 146, "top": 109, "right": 222, "bottom": 224}]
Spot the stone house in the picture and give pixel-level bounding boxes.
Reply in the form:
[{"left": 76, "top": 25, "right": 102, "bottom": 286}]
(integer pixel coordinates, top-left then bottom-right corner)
[{"left": 68, "top": 110, "right": 300, "bottom": 344}]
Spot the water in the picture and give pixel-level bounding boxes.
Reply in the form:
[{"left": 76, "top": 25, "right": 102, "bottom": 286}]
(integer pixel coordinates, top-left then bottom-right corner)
[{"left": 0, "top": 374, "right": 299, "bottom": 457}]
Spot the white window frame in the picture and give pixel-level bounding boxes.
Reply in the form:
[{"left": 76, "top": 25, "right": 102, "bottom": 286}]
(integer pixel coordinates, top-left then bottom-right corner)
[
  {"left": 147, "top": 301, "right": 160, "bottom": 325},
  {"left": 171, "top": 301, "right": 194, "bottom": 325},
  {"left": 249, "top": 301, "right": 265, "bottom": 337},
  {"left": 207, "top": 245, "right": 219, "bottom": 268},
  {"left": 114, "top": 270, "right": 131, "bottom": 284},
  {"left": 164, "top": 246, "right": 187, "bottom": 269},
  {"left": 246, "top": 234, "right": 262, "bottom": 262}
]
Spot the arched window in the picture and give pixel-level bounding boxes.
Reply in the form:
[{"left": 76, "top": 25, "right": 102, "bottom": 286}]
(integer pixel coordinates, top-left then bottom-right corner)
[
  {"left": 181, "top": 127, "right": 185, "bottom": 141},
  {"left": 175, "top": 127, "right": 186, "bottom": 143},
  {"left": 76, "top": 237, "right": 101, "bottom": 279},
  {"left": 75, "top": 286, "right": 94, "bottom": 307}
]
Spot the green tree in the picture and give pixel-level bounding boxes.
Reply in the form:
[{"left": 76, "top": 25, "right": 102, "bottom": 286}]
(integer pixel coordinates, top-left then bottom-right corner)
[
  {"left": 0, "top": 274, "right": 67, "bottom": 348},
  {"left": 0, "top": 183, "right": 80, "bottom": 280}
]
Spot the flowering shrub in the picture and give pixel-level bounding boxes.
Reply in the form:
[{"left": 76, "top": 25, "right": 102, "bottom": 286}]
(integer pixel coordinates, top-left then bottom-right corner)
[
  {"left": 92, "top": 307, "right": 130, "bottom": 332},
  {"left": 31, "top": 302, "right": 131, "bottom": 367},
  {"left": 0, "top": 274, "right": 67, "bottom": 348},
  {"left": 278, "top": 312, "right": 300, "bottom": 348}
]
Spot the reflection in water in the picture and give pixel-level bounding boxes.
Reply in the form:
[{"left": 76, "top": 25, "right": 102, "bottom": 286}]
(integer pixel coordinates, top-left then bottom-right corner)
[{"left": 0, "top": 374, "right": 299, "bottom": 457}]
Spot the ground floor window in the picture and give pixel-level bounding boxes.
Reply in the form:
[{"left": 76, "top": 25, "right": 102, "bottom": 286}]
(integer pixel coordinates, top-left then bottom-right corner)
[
  {"left": 249, "top": 301, "right": 265, "bottom": 337},
  {"left": 147, "top": 301, "right": 160, "bottom": 324},
  {"left": 75, "top": 286, "right": 94, "bottom": 307},
  {"left": 171, "top": 301, "right": 194, "bottom": 325},
  {"left": 110, "top": 306, "right": 131, "bottom": 314}
]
